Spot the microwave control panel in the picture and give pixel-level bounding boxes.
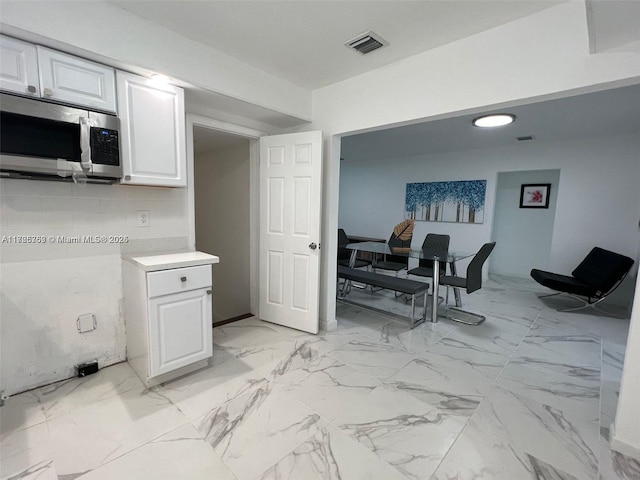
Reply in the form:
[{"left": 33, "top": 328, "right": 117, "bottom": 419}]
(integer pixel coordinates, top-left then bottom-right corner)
[{"left": 90, "top": 127, "right": 120, "bottom": 166}]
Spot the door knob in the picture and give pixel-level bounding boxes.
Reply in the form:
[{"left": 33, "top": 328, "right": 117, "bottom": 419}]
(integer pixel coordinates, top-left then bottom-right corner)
[{"left": 309, "top": 242, "right": 317, "bottom": 250}]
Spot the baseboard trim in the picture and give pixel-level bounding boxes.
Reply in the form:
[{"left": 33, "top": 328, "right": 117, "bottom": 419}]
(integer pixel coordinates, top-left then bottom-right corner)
[
  {"left": 321, "top": 317, "right": 338, "bottom": 331},
  {"left": 610, "top": 423, "right": 640, "bottom": 461},
  {"left": 214, "top": 312, "right": 254, "bottom": 328}
]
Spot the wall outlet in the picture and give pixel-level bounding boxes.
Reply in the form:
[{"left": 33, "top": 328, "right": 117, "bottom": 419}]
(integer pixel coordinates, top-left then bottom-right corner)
[{"left": 137, "top": 210, "right": 150, "bottom": 227}]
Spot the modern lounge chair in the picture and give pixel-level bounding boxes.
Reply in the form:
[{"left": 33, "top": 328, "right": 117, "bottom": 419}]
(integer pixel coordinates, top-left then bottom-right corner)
[
  {"left": 372, "top": 219, "right": 414, "bottom": 276},
  {"left": 438, "top": 242, "right": 496, "bottom": 325},
  {"left": 530, "top": 247, "right": 633, "bottom": 315}
]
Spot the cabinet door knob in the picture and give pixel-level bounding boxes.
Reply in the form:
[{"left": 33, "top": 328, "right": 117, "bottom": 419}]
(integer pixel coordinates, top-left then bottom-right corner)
[
  {"left": 43, "top": 87, "right": 53, "bottom": 97},
  {"left": 180, "top": 276, "right": 187, "bottom": 282},
  {"left": 27, "top": 85, "right": 37, "bottom": 94},
  {"left": 206, "top": 290, "right": 212, "bottom": 295}
]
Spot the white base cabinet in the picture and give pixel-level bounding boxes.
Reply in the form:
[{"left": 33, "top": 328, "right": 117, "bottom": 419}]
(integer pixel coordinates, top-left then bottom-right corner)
[{"left": 123, "top": 256, "right": 216, "bottom": 387}]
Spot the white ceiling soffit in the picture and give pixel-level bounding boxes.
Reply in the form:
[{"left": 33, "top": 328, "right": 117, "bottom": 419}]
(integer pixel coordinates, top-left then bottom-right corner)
[
  {"left": 587, "top": 0, "right": 640, "bottom": 53},
  {"left": 111, "top": 0, "right": 564, "bottom": 89},
  {"left": 340, "top": 83, "right": 640, "bottom": 162}
]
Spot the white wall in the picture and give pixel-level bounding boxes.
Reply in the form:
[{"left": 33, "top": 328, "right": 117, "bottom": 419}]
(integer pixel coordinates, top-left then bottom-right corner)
[
  {"left": 194, "top": 142, "right": 251, "bottom": 322},
  {"left": 491, "top": 170, "right": 560, "bottom": 276},
  {"left": 613, "top": 276, "right": 640, "bottom": 460},
  {"left": 338, "top": 133, "right": 639, "bottom": 305},
  {"left": 0, "top": 179, "right": 189, "bottom": 395},
  {"left": 0, "top": 1, "right": 311, "bottom": 122}
]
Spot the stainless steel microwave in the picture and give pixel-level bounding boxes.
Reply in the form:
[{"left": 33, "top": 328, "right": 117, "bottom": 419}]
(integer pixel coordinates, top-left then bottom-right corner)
[{"left": 0, "top": 93, "right": 121, "bottom": 183}]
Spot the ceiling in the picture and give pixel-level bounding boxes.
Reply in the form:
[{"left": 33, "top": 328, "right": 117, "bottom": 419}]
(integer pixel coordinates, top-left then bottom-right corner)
[
  {"left": 341, "top": 83, "right": 640, "bottom": 161},
  {"left": 109, "top": 1, "right": 640, "bottom": 153},
  {"left": 111, "top": 0, "right": 565, "bottom": 89}
]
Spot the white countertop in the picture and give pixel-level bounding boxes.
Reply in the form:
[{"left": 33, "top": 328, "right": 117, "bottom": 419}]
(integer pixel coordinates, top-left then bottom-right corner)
[{"left": 123, "top": 250, "right": 220, "bottom": 272}]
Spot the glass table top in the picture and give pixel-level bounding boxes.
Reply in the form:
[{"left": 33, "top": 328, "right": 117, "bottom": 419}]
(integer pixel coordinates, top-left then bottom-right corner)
[{"left": 346, "top": 241, "right": 474, "bottom": 262}]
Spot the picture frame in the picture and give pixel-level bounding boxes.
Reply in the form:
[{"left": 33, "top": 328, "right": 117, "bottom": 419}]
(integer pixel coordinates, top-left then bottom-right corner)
[{"left": 520, "top": 183, "right": 551, "bottom": 208}]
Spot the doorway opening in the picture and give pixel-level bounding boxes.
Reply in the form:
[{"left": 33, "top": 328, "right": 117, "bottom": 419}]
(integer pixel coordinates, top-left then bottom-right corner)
[
  {"left": 192, "top": 126, "right": 253, "bottom": 325},
  {"left": 490, "top": 169, "right": 560, "bottom": 277}
]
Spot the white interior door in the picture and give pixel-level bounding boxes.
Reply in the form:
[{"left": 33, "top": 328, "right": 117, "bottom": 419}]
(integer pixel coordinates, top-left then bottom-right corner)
[{"left": 259, "top": 131, "right": 323, "bottom": 334}]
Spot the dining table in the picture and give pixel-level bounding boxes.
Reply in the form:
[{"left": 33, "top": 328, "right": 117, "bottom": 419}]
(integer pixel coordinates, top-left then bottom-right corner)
[{"left": 346, "top": 241, "right": 475, "bottom": 323}]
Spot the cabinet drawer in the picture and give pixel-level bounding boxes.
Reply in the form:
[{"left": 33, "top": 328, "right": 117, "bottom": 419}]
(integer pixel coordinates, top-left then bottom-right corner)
[{"left": 147, "top": 265, "right": 211, "bottom": 298}]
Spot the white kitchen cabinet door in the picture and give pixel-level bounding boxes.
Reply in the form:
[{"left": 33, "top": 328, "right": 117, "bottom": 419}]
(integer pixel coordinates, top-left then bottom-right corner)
[
  {"left": 0, "top": 35, "right": 40, "bottom": 97},
  {"left": 37, "top": 46, "right": 116, "bottom": 112},
  {"left": 148, "top": 287, "right": 212, "bottom": 378},
  {"left": 117, "top": 71, "right": 186, "bottom": 187}
]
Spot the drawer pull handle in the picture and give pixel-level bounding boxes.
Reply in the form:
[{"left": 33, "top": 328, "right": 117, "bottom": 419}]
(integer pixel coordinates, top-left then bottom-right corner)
[{"left": 180, "top": 276, "right": 187, "bottom": 282}]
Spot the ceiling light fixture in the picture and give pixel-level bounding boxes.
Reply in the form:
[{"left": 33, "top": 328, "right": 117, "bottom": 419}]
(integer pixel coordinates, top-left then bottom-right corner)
[
  {"left": 472, "top": 114, "right": 516, "bottom": 128},
  {"left": 150, "top": 73, "right": 171, "bottom": 84}
]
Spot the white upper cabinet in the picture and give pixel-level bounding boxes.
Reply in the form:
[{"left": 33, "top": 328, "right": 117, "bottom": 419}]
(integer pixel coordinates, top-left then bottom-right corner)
[
  {"left": 117, "top": 71, "right": 186, "bottom": 187},
  {"left": 37, "top": 46, "right": 116, "bottom": 113},
  {"left": 0, "top": 35, "right": 40, "bottom": 97},
  {"left": 0, "top": 35, "right": 116, "bottom": 113}
]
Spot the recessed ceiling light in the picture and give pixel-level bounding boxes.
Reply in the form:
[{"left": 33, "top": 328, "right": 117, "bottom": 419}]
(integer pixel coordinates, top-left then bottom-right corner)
[{"left": 472, "top": 114, "right": 516, "bottom": 128}]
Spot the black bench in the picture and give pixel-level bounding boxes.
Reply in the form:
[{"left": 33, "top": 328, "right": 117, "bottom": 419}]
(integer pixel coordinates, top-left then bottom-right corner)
[{"left": 337, "top": 266, "right": 429, "bottom": 328}]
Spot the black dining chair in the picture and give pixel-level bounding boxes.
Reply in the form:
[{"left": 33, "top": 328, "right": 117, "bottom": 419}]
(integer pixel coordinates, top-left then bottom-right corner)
[
  {"left": 337, "top": 228, "right": 370, "bottom": 269},
  {"left": 372, "top": 219, "right": 414, "bottom": 275},
  {"left": 407, "top": 233, "right": 450, "bottom": 280},
  {"left": 438, "top": 242, "right": 496, "bottom": 325}
]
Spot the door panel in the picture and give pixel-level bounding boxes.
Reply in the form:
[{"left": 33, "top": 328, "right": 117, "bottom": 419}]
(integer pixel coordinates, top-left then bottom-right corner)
[{"left": 259, "top": 131, "right": 322, "bottom": 334}]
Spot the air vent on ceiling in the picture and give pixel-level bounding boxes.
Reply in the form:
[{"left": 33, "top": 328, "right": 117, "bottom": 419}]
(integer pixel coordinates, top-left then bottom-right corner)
[{"left": 345, "top": 31, "right": 387, "bottom": 54}]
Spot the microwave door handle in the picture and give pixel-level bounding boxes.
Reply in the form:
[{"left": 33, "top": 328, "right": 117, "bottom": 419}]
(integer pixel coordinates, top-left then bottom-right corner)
[{"left": 79, "top": 116, "right": 92, "bottom": 172}]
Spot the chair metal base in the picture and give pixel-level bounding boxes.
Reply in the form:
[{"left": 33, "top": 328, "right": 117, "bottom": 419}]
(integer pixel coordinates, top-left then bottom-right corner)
[
  {"left": 438, "top": 306, "right": 486, "bottom": 325},
  {"left": 537, "top": 292, "right": 628, "bottom": 318}
]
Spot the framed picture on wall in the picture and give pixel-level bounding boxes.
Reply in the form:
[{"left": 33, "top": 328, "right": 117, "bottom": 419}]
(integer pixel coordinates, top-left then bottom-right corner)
[{"left": 520, "top": 184, "right": 551, "bottom": 208}]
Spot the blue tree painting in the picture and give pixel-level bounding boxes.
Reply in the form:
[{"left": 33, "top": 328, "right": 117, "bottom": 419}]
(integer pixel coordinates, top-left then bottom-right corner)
[{"left": 405, "top": 180, "right": 486, "bottom": 224}]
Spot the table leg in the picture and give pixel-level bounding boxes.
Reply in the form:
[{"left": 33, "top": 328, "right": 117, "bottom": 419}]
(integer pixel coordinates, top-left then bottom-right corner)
[
  {"left": 431, "top": 256, "right": 439, "bottom": 323},
  {"left": 449, "top": 261, "right": 462, "bottom": 307}
]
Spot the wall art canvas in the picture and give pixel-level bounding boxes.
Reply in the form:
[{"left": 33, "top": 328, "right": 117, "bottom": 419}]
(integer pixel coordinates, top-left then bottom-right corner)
[{"left": 405, "top": 179, "right": 486, "bottom": 224}]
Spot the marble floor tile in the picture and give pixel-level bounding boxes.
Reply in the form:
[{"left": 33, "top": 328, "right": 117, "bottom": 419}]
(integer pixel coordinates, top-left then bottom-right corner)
[
  {"left": 47, "top": 386, "right": 187, "bottom": 478},
  {"left": 0, "top": 390, "right": 45, "bottom": 437},
  {"left": 257, "top": 425, "right": 408, "bottom": 480},
  {"left": 213, "top": 317, "right": 302, "bottom": 351},
  {"left": 514, "top": 323, "right": 603, "bottom": 368},
  {"left": 0, "top": 422, "right": 57, "bottom": 480},
  {"left": 440, "top": 311, "right": 531, "bottom": 356},
  {"left": 388, "top": 349, "right": 503, "bottom": 397},
  {"left": 75, "top": 424, "right": 237, "bottom": 480},
  {"left": 154, "top": 348, "right": 269, "bottom": 422},
  {"left": 225, "top": 334, "right": 336, "bottom": 378},
  {"left": 197, "top": 384, "right": 326, "bottom": 480},
  {"left": 333, "top": 383, "right": 469, "bottom": 480},
  {"left": 35, "top": 362, "right": 144, "bottom": 420},
  {"left": 598, "top": 433, "right": 640, "bottom": 480},
  {"left": 471, "top": 386, "right": 600, "bottom": 479},
  {"left": 0, "top": 274, "right": 634, "bottom": 480},
  {"left": 325, "top": 337, "right": 416, "bottom": 380},
  {"left": 495, "top": 358, "right": 601, "bottom": 422},
  {"left": 431, "top": 416, "right": 580, "bottom": 480},
  {"left": 268, "top": 353, "right": 382, "bottom": 421}
]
